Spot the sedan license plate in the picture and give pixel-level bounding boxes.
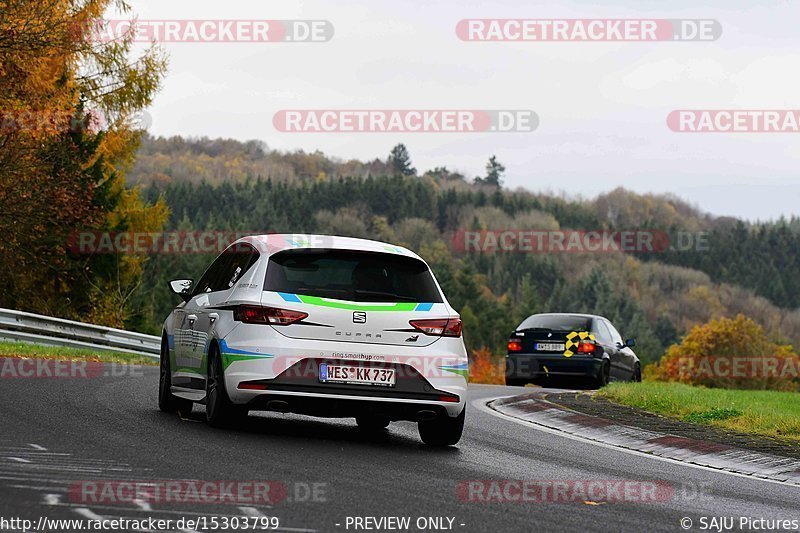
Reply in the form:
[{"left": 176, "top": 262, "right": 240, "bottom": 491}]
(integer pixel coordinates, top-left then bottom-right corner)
[
  {"left": 535, "top": 343, "right": 565, "bottom": 352},
  {"left": 319, "top": 364, "right": 396, "bottom": 387}
]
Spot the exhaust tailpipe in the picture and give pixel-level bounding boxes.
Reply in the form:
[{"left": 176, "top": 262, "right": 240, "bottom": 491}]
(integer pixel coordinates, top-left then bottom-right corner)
[
  {"left": 266, "top": 400, "right": 290, "bottom": 413},
  {"left": 416, "top": 410, "right": 438, "bottom": 421}
]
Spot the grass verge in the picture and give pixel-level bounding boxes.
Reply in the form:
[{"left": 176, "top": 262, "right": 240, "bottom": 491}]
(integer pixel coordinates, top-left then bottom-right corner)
[
  {"left": 598, "top": 381, "right": 800, "bottom": 441},
  {"left": 0, "top": 340, "right": 158, "bottom": 366}
]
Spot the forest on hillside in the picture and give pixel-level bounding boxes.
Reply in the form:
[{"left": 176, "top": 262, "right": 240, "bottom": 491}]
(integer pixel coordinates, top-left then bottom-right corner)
[{"left": 122, "top": 135, "right": 800, "bottom": 363}]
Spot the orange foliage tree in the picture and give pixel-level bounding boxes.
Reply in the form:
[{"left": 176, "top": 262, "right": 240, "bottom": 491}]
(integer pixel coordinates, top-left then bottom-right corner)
[
  {"left": 647, "top": 315, "right": 799, "bottom": 390},
  {"left": 469, "top": 346, "right": 506, "bottom": 385},
  {"left": 0, "top": 0, "right": 168, "bottom": 326}
]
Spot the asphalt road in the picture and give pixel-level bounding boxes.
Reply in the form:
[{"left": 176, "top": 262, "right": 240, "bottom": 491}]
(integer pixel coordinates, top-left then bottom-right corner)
[{"left": 0, "top": 359, "right": 798, "bottom": 533}]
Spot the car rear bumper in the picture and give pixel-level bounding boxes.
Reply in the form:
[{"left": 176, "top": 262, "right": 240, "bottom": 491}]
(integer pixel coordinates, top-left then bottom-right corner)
[
  {"left": 236, "top": 358, "right": 462, "bottom": 420},
  {"left": 243, "top": 391, "right": 455, "bottom": 421},
  {"left": 505, "top": 354, "right": 603, "bottom": 379},
  {"left": 220, "top": 323, "right": 467, "bottom": 417}
]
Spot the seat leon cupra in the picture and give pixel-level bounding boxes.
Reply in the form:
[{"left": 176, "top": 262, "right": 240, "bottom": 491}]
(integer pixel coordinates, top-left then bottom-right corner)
[{"left": 159, "top": 234, "right": 468, "bottom": 446}]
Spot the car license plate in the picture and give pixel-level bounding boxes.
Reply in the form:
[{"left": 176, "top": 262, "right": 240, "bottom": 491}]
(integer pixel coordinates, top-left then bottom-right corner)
[
  {"left": 535, "top": 343, "right": 565, "bottom": 352},
  {"left": 319, "top": 364, "right": 396, "bottom": 387}
]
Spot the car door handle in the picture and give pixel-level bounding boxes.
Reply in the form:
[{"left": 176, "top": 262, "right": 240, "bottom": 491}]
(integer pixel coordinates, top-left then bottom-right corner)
[
  {"left": 209, "top": 313, "right": 219, "bottom": 324},
  {"left": 187, "top": 314, "right": 197, "bottom": 326}
]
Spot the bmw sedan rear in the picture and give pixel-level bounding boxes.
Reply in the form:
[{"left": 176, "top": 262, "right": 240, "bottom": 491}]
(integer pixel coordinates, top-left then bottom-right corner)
[{"left": 504, "top": 312, "right": 640, "bottom": 389}]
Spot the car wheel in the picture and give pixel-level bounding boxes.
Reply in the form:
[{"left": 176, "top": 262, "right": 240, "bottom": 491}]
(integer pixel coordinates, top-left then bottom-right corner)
[
  {"left": 418, "top": 407, "right": 465, "bottom": 446},
  {"left": 592, "top": 361, "right": 610, "bottom": 389},
  {"left": 356, "top": 415, "right": 390, "bottom": 431},
  {"left": 633, "top": 363, "right": 642, "bottom": 382},
  {"left": 206, "top": 343, "right": 248, "bottom": 428},
  {"left": 158, "top": 335, "right": 193, "bottom": 416},
  {"left": 505, "top": 378, "right": 528, "bottom": 387}
]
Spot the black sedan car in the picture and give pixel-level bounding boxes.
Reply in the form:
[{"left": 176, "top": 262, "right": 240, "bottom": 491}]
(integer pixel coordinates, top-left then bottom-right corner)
[{"left": 505, "top": 313, "right": 641, "bottom": 388}]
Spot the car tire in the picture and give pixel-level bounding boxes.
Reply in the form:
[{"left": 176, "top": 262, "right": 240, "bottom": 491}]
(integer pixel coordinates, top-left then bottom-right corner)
[
  {"left": 356, "top": 415, "right": 390, "bottom": 431},
  {"left": 206, "top": 343, "right": 248, "bottom": 428},
  {"left": 505, "top": 378, "right": 528, "bottom": 387},
  {"left": 418, "top": 407, "right": 465, "bottom": 446},
  {"left": 633, "top": 363, "right": 642, "bottom": 382},
  {"left": 159, "top": 335, "right": 193, "bottom": 416},
  {"left": 592, "top": 361, "right": 610, "bottom": 389}
]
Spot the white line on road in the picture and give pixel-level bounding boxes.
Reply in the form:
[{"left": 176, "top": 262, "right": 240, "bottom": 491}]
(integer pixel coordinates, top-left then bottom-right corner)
[
  {"left": 239, "top": 506, "right": 266, "bottom": 517},
  {"left": 133, "top": 498, "right": 152, "bottom": 511},
  {"left": 73, "top": 507, "right": 106, "bottom": 521}
]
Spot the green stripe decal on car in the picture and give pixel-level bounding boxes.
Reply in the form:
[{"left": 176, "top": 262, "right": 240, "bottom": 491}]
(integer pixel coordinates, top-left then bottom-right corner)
[
  {"left": 439, "top": 364, "right": 469, "bottom": 378},
  {"left": 279, "top": 293, "right": 434, "bottom": 312},
  {"left": 221, "top": 353, "right": 274, "bottom": 369}
]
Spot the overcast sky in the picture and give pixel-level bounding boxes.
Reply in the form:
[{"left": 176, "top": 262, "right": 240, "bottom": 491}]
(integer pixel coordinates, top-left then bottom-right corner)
[{"left": 128, "top": 0, "right": 800, "bottom": 221}]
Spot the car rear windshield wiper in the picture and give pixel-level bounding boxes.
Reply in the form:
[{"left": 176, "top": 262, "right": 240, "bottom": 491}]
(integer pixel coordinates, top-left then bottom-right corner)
[{"left": 353, "top": 290, "right": 418, "bottom": 302}]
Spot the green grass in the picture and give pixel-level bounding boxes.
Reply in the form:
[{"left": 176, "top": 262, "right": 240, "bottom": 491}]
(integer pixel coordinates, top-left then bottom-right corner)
[
  {"left": 598, "top": 381, "right": 800, "bottom": 441},
  {"left": 0, "top": 340, "right": 158, "bottom": 366}
]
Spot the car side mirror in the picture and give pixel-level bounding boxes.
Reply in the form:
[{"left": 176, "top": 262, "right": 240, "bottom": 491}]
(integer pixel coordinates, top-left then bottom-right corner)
[
  {"left": 625, "top": 338, "right": 636, "bottom": 348},
  {"left": 169, "top": 279, "right": 194, "bottom": 302}
]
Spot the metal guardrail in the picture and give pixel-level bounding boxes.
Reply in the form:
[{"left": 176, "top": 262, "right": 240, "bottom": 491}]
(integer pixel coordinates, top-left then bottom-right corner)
[{"left": 0, "top": 308, "right": 160, "bottom": 358}]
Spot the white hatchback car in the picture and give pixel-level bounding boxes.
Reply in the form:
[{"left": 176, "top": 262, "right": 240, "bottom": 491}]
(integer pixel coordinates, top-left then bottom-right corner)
[{"left": 159, "top": 234, "right": 468, "bottom": 445}]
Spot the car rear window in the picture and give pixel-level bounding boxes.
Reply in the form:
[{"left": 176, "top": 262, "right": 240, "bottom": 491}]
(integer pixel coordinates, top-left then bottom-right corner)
[
  {"left": 264, "top": 249, "right": 443, "bottom": 303},
  {"left": 517, "top": 314, "right": 592, "bottom": 331}
]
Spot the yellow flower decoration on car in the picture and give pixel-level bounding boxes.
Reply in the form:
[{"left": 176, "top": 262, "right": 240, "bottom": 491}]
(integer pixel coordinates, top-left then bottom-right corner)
[{"left": 564, "top": 331, "right": 596, "bottom": 357}]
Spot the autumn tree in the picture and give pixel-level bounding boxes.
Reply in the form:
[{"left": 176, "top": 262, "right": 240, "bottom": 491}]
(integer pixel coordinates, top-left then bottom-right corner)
[
  {"left": 0, "top": 0, "right": 168, "bottom": 326},
  {"left": 648, "top": 315, "right": 798, "bottom": 390}
]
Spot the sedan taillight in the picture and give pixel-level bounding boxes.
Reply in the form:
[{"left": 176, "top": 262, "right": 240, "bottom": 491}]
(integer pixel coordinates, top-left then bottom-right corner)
[
  {"left": 508, "top": 338, "right": 523, "bottom": 352},
  {"left": 409, "top": 318, "right": 463, "bottom": 337},
  {"left": 577, "top": 341, "right": 597, "bottom": 354},
  {"left": 234, "top": 305, "right": 308, "bottom": 325}
]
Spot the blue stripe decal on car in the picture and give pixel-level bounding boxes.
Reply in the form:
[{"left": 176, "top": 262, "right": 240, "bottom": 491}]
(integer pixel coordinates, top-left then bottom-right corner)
[
  {"left": 414, "top": 303, "right": 434, "bottom": 311},
  {"left": 440, "top": 363, "right": 469, "bottom": 370},
  {"left": 218, "top": 339, "right": 275, "bottom": 358}
]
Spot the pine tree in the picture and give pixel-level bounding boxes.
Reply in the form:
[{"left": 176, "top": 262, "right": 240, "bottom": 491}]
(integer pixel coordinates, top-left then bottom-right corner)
[{"left": 388, "top": 144, "right": 416, "bottom": 176}]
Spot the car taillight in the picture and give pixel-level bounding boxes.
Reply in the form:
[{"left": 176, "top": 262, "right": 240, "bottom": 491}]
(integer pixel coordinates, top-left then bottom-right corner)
[
  {"left": 438, "top": 394, "right": 460, "bottom": 403},
  {"left": 238, "top": 382, "right": 268, "bottom": 390},
  {"left": 409, "top": 318, "right": 463, "bottom": 337},
  {"left": 234, "top": 305, "right": 308, "bottom": 325},
  {"left": 577, "top": 341, "right": 596, "bottom": 354},
  {"left": 508, "top": 338, "right": 523, "bottom": 352}
]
